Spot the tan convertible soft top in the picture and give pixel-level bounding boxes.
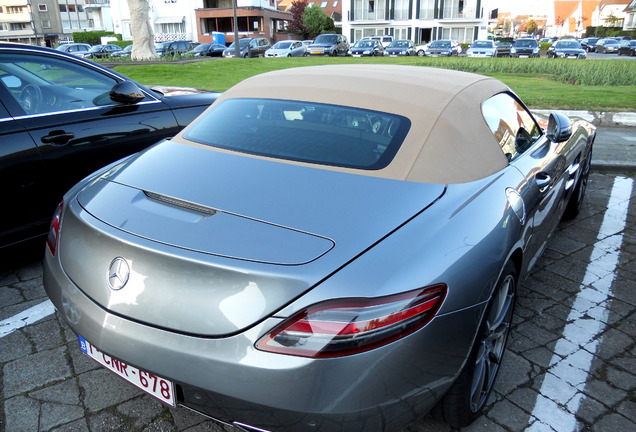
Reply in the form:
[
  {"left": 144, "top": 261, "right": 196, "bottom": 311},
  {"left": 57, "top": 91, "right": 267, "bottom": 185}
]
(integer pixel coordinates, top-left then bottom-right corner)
[{"left": 177, "top": 64, "right": 511, "bottom": 184}]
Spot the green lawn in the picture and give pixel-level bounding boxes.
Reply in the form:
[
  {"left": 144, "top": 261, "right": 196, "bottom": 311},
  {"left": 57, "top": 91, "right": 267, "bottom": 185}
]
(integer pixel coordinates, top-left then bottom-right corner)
[{"left": 111, "top": 56, "right": 636, "bottom": 112}]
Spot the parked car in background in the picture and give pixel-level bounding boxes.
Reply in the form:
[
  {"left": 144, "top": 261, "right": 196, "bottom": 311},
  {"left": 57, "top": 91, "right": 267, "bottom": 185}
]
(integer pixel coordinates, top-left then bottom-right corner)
[
  {"left": 55, "top": 43, "right": 91, "bottom": 57},
  {"left": 579, "top": 37, "right": 600, "bottom": 52},
  {"left": 43, "top": 64, "right": 595, "bottom": 432},
  {"left": 156, "top": 41, "right": 196, "bottom": 57},
  {"left": 187, "top": 43, "right": 226, "bottom": 57},
  {"left": 494, "top": 39, "right": 513, "bottom": 57},
  {"left": 594, "top": 38, "right": 620, "bottom": 53},
  {"left": 383, "top": 39, "right": 415, "bottom": 56},
  {"left": 265, "top": 40, "right": 307, "bottom": 57},
  {"left": 510, "top": 38, "right": 540, "bottom": 57},
  {"left": 306, "top": 33, "right": 349, "bottom": 56},
  {"left": 86, "top": 44, "right": 122, "bottom": 59},
  {"left": 369, "top": 35, "right": 394, "bottom": 48},
  {"left": 546, "top": 40, "right": 586, "bottom": 59},
  {"left": 422, "top": 40, "right": 460, "bottom": 56},
  {"left": 111, "top": 44, "right": 132, "bottom": 58},
  {"left": 348, "top": 39, "right": 383, "bottom": 56},
  {"left": 617, "top": 39, "right": 636, "bottom": 56},
  {"left": 415, "top": 42, "right": 431, "bottom": 56},
  {"left": 223, "top": 37, "right": 271, "bottom": 58},
  {"left": 466, "top": 40, "right": 497, "bottom": 57},
  {"left": 0, "top": 42, "right": 219, "bottom": 250}
]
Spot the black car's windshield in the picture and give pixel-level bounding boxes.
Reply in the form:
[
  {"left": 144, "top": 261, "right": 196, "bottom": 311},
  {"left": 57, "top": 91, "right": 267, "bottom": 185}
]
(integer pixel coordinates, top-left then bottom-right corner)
[
  {"left": 556, "top": 41, "right": 581, "bottom": 48},
  {"left": 472, "top": 41, "right": 493, "bottom": 48},
  {"left": 184, "top": 98, "right": 411, "bottom": 170},
  {"left": 430, "top": 41, "right": 450, "bottom": 48},
  {"left": 389, "top": 41, "right": 409, "bottom": 48},
  {"left": 514, "top": 40, "right": 537, "bottom": 47}
]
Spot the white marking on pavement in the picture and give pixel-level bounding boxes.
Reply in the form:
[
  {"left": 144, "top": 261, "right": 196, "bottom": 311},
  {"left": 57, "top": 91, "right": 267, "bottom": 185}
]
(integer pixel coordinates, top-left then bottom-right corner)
[
  {"left": 527, "top": 176, "right": 634, "bottom": 432},
  {"left": 0, "top": 299, "right": 55, "bottom": 338}
]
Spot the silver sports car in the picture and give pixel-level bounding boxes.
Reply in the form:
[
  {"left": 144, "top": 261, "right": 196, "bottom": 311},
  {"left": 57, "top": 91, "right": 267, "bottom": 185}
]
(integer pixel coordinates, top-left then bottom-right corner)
[{"left": 44, "top": 65, "right": 595, "bottom": 432}]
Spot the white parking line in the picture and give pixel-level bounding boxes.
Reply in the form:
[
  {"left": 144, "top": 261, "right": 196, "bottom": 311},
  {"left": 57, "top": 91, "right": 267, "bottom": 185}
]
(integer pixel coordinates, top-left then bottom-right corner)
[
  {"left": 528, "top": 176, "right": 634, "bottom": 431},
  {"left": 0, "top": 299, "right": 55, "bottom": 338}
]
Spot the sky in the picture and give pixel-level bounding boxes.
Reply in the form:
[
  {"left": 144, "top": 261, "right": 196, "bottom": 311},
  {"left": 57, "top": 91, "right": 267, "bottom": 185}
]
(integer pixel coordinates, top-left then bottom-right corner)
[{"left": 487, "top": 0, "right": 553, "bottom": 16}]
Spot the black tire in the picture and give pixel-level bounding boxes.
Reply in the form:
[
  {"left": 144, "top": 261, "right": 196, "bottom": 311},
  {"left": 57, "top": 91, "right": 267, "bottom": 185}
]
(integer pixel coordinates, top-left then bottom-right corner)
[
  {"left": 433, "top": 260, "right": 517, "bottom": 428},
  {"left": 417, "top": 50, "right": 425, "bottom": 57},
  {"left": 563, "top": 145, "right": 592, "bottom": 219}
]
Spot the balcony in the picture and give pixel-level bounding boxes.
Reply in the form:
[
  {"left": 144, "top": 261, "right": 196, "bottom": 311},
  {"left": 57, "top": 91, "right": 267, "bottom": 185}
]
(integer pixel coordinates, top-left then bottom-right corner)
[
  {"left": 1, "top": 12, "right": 32, "bottom": 23},
  {"left": 440, "top": 6, "right": 477, "bottom": 20},
  {"left": 84, "top": 0, "right": 110, "bottom": 8}
]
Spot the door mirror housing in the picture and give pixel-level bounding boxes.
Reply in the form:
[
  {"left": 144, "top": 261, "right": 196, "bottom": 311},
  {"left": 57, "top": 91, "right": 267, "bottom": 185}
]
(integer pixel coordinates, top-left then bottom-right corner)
[
  {"left": 546, "top": 112, "right": 572, "bottom": 143},
  {"left": 109, "top": 81, "right": 145, "bottom": 104}
]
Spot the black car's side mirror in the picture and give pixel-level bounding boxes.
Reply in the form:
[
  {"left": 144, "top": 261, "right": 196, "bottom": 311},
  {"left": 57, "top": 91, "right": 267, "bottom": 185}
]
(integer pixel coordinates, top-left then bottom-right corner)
[
  {"left": 110, "top": 81, "right": 145, "bottom": 104},
  {"left": 546, "top": 112, "right": 572, "bottom": 143}
]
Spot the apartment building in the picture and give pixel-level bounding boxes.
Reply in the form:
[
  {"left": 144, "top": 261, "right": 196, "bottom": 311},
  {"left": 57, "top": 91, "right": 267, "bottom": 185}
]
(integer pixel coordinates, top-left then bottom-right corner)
[
  {"left": 0, "top": 0, "right": 63, "bottom": 46},
  {"left": 341, "top": 0, "right": 493, "bottom": 44}
]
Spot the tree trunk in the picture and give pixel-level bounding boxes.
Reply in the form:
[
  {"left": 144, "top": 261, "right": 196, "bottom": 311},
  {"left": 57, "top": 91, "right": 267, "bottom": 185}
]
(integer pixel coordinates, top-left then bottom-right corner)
[{"left": 127, "top": 0, "right": 157, "bottom": 60}]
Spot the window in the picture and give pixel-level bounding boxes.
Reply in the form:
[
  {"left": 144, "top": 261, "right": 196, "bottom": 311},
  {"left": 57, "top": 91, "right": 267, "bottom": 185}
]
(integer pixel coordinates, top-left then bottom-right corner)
[
  {"left": 368, "top": 0, "right": 374, "bottom": 13},
  {"left": 7, "top": 6, "right": 25, "bottom": 14},
  {"left": 321, "top": 1, "right": 328, "bottom": 6},
  {"left": 184, "top": 98, "right": 411, "bottom": 170},
  {"left": 10, "top": 23, "right": 27, "bottom": 30},
  {"left": 68, "top": 4, "right": 76, "bottom": 12},
  {"left": 38, "top": 4, "right": 48, "bottom": 12},
  {"left": 59, "top": 5, "right": 67, "bottom": 12},
  {"left": 62, "top": 20, "right": 70, "bottom": 29},
  {"left": 0, "top": 52, "right": 121, "bottom": 116},
  {"left": 333, "top": 1, "right": 338, "bottom": 6},
  {"left": 482, "top": 93, "right": 541, "bottom": 161},
  {"left": 41, "top": 20, "right": 51, "bottom": 28}
]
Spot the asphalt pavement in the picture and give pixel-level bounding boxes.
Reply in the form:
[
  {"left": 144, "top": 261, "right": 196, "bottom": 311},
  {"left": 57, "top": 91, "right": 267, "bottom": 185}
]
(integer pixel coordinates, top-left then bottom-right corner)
[{"left": 1, "top": 120, "right": 635, "bottom": 432}]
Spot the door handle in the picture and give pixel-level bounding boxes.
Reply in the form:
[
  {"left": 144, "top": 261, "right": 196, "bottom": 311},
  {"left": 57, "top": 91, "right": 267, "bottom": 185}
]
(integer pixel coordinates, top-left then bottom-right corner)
[
  {"left": 41, "top": 130, "right": 75, "bottom": 145},
  {"left": 536, "top": 172, "right": 552, "bottom": 193}
]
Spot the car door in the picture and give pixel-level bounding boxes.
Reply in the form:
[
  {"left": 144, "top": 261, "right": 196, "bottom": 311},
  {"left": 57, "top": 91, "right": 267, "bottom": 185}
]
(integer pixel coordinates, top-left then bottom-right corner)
[
  {"left": 0, "top": 49, "right": 181, "bottom": 248},
  {"left": 482, "top": 92, "right": 572, "bottom": 272},
  {"left": 0, "top": 85, "right": 48, "bottom": 249}
]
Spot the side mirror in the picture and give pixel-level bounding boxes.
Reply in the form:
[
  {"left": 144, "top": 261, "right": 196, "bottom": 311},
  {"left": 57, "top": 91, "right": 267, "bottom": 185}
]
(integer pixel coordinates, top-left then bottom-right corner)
[
  {"left": 546, "top": 112, "right": 572, "bottom": 143},
  {"left": 109, "top": 81, "right": 145, "bottom": 104}
]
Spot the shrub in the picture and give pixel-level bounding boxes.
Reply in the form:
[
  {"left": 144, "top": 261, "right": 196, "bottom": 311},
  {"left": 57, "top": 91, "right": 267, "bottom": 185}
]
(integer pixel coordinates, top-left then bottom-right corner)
[{"left": 72, "top": 31, "right": 122, "bottom": 46}]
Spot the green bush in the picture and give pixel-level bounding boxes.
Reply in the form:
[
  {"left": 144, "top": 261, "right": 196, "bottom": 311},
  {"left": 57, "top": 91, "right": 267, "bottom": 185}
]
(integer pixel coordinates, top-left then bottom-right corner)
[
  {"left": 72, "top": 31, "right": 122, "bottom": 46},
  {"left": 411, "top": 57, "right": 636, "bottom": 86}
]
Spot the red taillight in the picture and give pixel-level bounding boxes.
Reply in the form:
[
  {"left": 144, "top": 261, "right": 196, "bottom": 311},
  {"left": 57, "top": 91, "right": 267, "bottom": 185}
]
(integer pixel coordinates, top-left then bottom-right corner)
[
  {"left": 46, "top": 201, "right": 64, "bottom": 255},
  {"left": 256, "top": 284, "right": 447, "bottom": 358}
]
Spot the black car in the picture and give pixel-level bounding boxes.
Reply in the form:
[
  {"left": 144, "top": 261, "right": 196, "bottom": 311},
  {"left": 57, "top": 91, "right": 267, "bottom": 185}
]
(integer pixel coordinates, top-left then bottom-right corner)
[
  {"left": 424, "top": 40, "right": 459, "bottom": 57},
  {"left": 348, "top": 39, "right": 383, "bottom": 56},
  {"left": 306, "top": 34, "right": 350, "bottom": 56},
  {"left": 155, "top": 40, "right": 197, "bottom": 56},
  {"left": 494, "top": 40, "right": 513, "bottom": 57},
  {"left": 618, "top": 40, "right": 636, "bottom": 56},
  {"left": 0, "top": 43, "right": 219, "bottom": 250},
  {"left": 188, "top": 43, "right": 227, "bottom": 57},
  {"left": 546, "top": 40, "right": 586, "bottom": 59},
  {"left": 594, "top": 38, "right": 620, "bottom": 53},
  {"left": 510, "top": 38, "right": 540, "bottom": 58},
  {"left": 383, "top": 39, "right": 415, "bottom": 56},
  {"left": 579, "top": 37, "right": 600, "bottom": 52},
  {"left": 86, "top": 43, "right": 123, "bottom": 59}
]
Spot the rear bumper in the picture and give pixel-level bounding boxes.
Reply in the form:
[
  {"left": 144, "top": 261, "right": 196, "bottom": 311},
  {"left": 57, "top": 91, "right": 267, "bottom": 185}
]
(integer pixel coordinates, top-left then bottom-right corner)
[{"left": 44, "top": 248, "right": 483, "bottom": 432}]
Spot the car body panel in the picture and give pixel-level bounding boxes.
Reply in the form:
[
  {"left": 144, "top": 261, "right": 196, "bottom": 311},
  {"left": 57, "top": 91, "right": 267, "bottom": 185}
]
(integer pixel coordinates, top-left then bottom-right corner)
[
  {"left": 595, "top": 38, "right": 620, "bottom": 53},
  {"left": 618, "top": 40, "right": 636, "bottom": 56},
  {"left": 223, "top": 37, "right": 271, "bottom": 58},
  {"left": 43, "top": 64, "right": 595, "bottom": 432}
]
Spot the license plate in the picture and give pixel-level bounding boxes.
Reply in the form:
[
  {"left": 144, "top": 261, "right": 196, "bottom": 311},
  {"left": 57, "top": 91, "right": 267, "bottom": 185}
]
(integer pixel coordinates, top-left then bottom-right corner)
[
  {"left": 78, "top": 336, "right": 176, "bottom": 406},
  {"left": 312, "top": 51, "right": 321, "bottom": 55},
  {"left": 519, "top": 55, "right": 529, "bottom": 58},
  {"left": 353, "top": 54, "right": 361, "bottom": 57}
]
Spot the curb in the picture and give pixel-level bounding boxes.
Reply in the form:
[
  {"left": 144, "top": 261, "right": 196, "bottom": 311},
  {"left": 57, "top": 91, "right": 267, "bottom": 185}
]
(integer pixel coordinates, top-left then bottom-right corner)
[{"left": 533, "top": 110, "right": 636, "bottom": 128}]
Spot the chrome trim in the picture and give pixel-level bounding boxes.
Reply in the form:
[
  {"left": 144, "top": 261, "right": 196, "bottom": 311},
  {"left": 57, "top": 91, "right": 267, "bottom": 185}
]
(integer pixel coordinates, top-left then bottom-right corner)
[{"left": 9, "top": 100, "right": 164, "bottom": 121}]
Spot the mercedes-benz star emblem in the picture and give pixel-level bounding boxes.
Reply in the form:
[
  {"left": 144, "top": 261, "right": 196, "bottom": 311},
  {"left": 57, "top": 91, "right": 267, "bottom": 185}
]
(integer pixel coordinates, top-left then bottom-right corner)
[{"left": 108, "top": 257, "right": 130, "bottom": 291}]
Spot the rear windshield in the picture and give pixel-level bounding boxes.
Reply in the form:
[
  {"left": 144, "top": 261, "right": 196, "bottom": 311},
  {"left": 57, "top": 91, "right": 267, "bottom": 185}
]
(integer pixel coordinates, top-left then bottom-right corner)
[{"left": 184, "top": 98, "right": 410, "bottom": 170}]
